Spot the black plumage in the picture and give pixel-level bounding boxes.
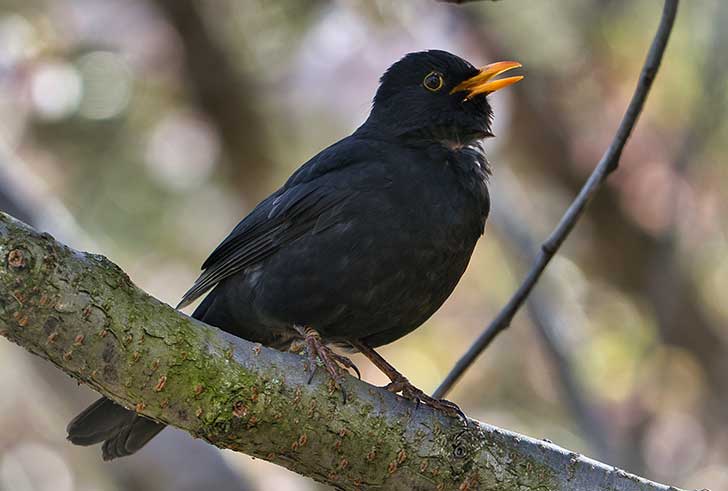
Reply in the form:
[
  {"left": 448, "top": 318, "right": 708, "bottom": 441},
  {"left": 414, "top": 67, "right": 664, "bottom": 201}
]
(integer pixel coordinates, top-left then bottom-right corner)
[{"left": 67, "top": 50, "right": 522, "bottom": 459}]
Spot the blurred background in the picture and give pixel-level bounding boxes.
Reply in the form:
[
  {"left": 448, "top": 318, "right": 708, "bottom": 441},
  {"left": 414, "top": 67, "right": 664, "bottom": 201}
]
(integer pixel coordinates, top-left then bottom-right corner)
[{"left": 0, "top": 0, "right": 725, "bottom": 490}]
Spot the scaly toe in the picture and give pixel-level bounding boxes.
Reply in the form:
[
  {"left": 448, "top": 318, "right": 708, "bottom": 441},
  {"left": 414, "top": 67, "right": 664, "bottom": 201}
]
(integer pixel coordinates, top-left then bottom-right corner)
[
  {"left": 294, "top": 326, "right": 359, "bottom": 403},
  {"left": 387, "top": 379, "right": 465, "bottom": 420}
]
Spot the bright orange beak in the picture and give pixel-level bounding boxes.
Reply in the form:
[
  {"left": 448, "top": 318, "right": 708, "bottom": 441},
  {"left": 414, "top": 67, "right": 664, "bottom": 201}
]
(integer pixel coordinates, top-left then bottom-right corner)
[{"left": 450, "top": 61, "right": 523, "bottom": 99}]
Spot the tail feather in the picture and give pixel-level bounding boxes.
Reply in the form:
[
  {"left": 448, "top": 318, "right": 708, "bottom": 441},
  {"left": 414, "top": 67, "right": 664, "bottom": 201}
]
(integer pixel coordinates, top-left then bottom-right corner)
[
  {"left": 101, "top": 416, "right": 165, "bottom": 461},
  {"left": 67, "top": 397, "right": 165, "bottom": 460},
  {"left": 67, "top": 397, "right": 136, "bottom": 446}
]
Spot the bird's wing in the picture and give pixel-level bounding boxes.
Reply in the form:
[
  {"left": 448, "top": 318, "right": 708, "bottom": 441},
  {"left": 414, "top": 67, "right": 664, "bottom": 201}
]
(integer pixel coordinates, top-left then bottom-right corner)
[
  {"left": 176, "top": 183, "right": 353, "bottom": 309},
  {"left": 177, "top": 137, "right": 391, "bottom": 309}
]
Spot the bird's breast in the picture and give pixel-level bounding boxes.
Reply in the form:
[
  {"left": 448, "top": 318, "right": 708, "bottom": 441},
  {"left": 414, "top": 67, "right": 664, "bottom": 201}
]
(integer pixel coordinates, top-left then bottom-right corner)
[{"left": 412, "top": 149, "right": 488, "bottom": 237}]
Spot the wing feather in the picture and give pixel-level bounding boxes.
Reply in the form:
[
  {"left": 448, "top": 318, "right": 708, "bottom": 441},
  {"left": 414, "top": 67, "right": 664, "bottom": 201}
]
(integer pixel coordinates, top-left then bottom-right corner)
[
  {"left": 177, "top": 136, "right": 393, "bottom": 309},
  {"left": 177, "top": 185, "right": 352, "bottom": 308}
]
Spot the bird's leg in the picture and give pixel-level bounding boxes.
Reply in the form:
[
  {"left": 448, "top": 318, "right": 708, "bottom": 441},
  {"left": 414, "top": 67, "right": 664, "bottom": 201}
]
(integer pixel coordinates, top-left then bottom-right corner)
[
  {"left": 352, "top": 341, "right": 465, "bottom": 419},
  {"left": 293, "top": 325, "right": 361, "bottom": 402}
]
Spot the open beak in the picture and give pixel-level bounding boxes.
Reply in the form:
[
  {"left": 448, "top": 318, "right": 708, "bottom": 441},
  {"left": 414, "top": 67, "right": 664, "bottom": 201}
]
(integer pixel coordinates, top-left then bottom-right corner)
[{"left": 451, "top": 61, "right": 523, "bottom": 100}]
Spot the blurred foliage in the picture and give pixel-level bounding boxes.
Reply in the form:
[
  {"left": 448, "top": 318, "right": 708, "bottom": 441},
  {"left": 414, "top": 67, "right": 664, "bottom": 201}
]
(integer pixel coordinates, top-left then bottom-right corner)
[{"left": 0, "top": 0, "right": 726, "bottom": 490}]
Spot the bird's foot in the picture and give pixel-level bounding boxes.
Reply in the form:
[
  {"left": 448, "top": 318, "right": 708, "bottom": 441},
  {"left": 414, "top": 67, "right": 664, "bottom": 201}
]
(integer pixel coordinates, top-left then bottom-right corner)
[
  {"left": 385, "top": 376, "right": 465, "bottom": 420},
  {"left": 352, "top": 340, "right": 466, "bottom": 419},
  {"left": 387, "top": 380, "right": 465, "bottom": 419},
  {"left": 294, "top": 325, "right": 360, "bottom": 403}
]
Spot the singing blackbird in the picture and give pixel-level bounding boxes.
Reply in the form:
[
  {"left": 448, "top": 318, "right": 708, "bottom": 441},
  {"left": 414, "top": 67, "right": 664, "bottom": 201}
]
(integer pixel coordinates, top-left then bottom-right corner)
[{"left": 67, "top": 50, "right": 522, "bottom": 460}]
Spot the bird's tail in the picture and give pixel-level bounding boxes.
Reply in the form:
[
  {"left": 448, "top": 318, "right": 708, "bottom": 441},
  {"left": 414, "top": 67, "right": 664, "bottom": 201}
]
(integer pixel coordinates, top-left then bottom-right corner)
[{"left": 66, "top": 396, "right": 165, "bottom": 461}]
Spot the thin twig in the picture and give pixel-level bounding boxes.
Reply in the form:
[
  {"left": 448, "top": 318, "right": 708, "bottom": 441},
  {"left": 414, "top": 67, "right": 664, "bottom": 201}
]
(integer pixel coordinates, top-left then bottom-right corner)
[
  {"left": 434, "top": 0, "right": 679, "bottom": 399},
  {"left": 489, "top": 170, "right": 613, "bottom": 463}
]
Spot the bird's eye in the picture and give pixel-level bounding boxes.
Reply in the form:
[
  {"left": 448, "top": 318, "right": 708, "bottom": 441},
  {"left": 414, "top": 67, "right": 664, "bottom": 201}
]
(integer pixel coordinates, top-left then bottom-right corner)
[{"left": 423, "top": 71, "right": 444, "bottom": 92}]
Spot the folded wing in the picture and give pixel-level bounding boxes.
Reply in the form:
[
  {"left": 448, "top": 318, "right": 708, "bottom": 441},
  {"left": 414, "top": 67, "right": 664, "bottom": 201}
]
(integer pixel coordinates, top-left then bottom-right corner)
[{"left": 177, "top": 183, "right": 353, "bottom": 309}]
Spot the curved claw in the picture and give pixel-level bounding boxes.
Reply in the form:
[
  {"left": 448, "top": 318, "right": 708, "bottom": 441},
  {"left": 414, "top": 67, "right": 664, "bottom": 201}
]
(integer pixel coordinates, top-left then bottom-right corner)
[
  {"left": 331, "top": 352, "right": 361, "bottom": 379},
  {"left": 306, "top": 363, "right": 317, "bottom": 385},
  {"left": 385, "top": 379, "right": 466, "bottom": 421},
  {"left": 295, "top": 325, "right": 358, "bottom": 403}
]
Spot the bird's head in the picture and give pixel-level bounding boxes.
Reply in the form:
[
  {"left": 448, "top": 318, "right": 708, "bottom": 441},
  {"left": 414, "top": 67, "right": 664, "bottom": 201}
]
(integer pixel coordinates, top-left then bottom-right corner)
[{"left": 365, "top": 50, "right": 523, "bottom": 147}]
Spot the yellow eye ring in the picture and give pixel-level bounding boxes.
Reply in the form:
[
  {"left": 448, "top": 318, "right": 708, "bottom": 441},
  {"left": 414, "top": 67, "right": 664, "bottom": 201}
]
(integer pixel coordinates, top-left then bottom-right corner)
[{"left": 423, "top": 71, "right": 444, "bottom": 92}]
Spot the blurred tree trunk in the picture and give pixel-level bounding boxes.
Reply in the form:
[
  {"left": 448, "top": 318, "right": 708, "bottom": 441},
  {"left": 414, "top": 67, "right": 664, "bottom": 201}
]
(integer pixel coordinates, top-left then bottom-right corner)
[{"left": 153, "top": 0, "right": 275, "bottom": 204}]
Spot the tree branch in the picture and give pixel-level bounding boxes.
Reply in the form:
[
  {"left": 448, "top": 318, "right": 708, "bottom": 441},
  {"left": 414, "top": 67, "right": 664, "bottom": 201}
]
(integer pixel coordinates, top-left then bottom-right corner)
[
  {"left": 434, "top": 0, "right": 679, "bottom": 399},
  {"left": 0, "top": 211, "right": 683, "bottom": 490}
]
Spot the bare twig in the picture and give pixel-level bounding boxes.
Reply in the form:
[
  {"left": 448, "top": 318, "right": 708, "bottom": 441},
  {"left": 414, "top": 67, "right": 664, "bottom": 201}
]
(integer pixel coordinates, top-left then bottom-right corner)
[
  {"left": 434, "top": 0, "right": 679, "bottom": 399},
  {"left": 489, "top": 170, "right": 613, "bottom": 463},
  {"left": 456, "top": 0, "right": 728, "bottom": 437}
]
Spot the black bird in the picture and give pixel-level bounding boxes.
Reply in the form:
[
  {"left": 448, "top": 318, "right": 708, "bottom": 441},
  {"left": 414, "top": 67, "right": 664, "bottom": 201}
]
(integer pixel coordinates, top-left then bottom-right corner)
[{"left": 67, "top": 50, "right": 522, "bottom": 460}]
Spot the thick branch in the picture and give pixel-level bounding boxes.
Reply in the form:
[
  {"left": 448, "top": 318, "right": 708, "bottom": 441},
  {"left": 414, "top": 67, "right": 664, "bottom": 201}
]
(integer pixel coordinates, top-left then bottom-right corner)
[
  {"left": 434, "top": 0, "right": 679, "bottom": 399},
  {"left": 0, "top": 212, "right": 684, "bottom": 490}
]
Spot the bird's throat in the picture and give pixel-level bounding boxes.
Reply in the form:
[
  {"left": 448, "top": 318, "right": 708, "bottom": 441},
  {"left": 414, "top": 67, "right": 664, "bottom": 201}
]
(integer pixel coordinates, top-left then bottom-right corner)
[{"left": 407, "top": 126, "right": 493, "bottom": 150}]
